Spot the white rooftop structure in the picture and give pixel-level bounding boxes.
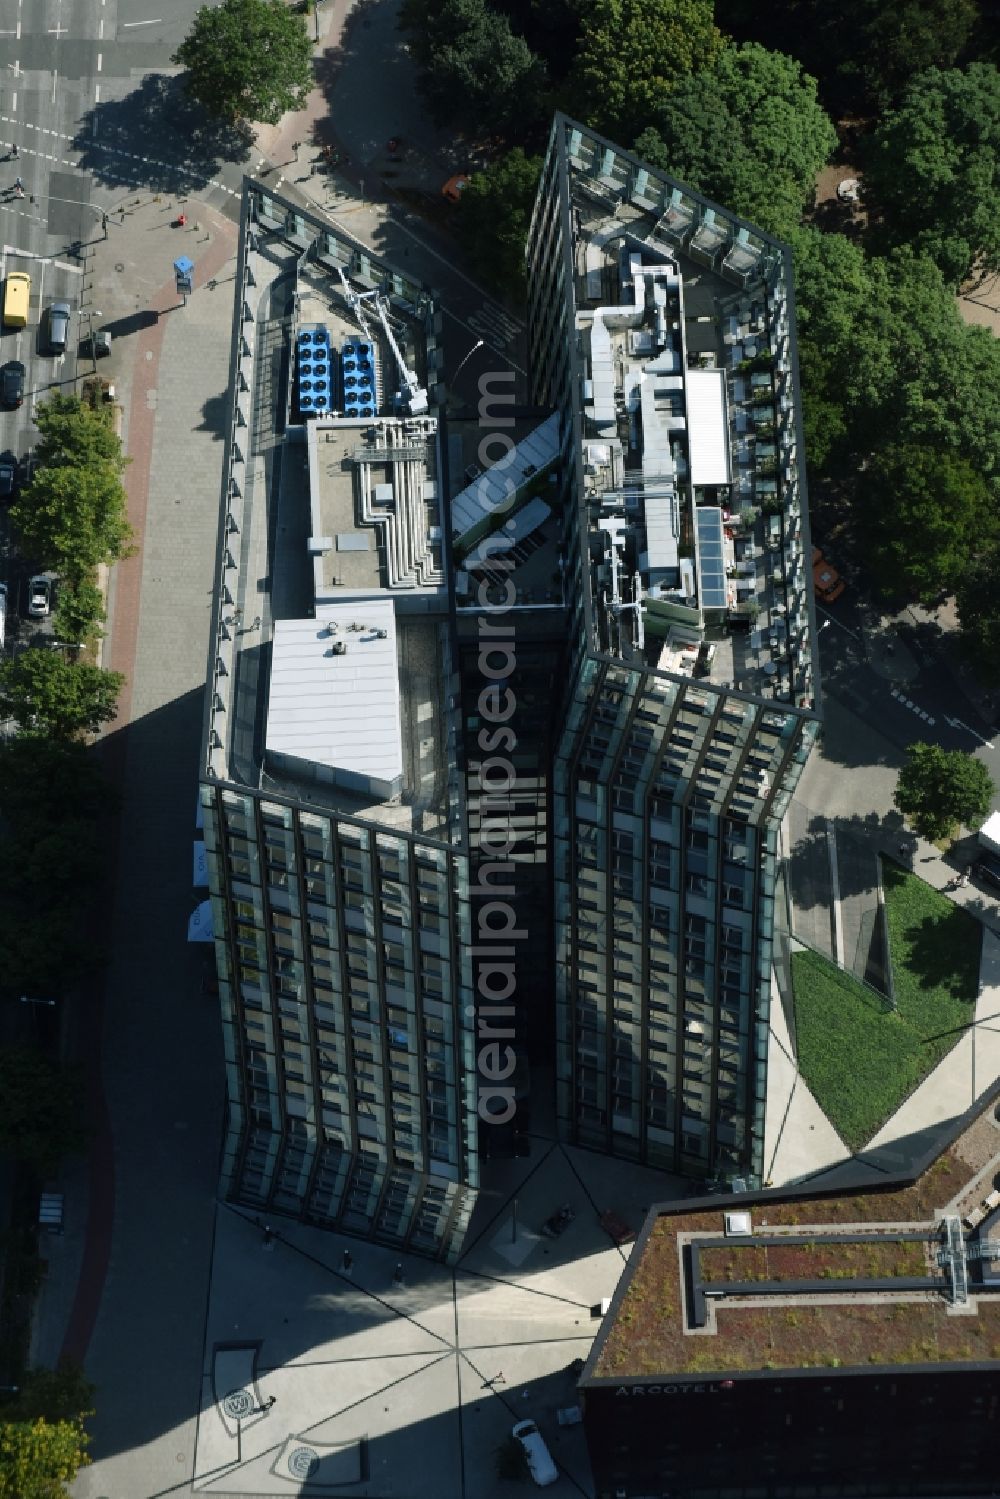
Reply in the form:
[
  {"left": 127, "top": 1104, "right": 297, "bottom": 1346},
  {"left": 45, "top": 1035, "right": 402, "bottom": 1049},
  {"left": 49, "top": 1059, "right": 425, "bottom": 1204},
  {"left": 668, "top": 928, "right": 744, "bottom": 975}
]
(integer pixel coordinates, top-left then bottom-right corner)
[
  {"left": 450, "top": 412, "right": 560, "bottom": 547},
  {"left": 686, "top": 369, "right": 731, "bottom": 487},
  {"left": 265, "top": 599, "right": 403, "bottom": 800}
]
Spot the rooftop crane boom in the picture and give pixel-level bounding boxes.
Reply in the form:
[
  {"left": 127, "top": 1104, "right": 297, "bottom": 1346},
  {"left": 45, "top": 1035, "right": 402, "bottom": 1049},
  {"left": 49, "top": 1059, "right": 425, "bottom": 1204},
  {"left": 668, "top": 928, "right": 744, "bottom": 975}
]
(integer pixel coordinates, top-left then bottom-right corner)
[{"left": 336, "top": 268, "right": 428, "bottom": 416}]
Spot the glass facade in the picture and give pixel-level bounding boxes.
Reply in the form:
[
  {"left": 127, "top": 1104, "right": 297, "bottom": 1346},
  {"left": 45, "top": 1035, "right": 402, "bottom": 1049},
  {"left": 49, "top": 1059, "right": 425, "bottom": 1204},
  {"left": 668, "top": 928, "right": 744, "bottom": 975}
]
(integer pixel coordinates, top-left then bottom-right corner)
[
  {"left": 531, "top": 118, "right": 821, "bottom": 1186},
  {"left": 203, "top": 785, "right": 478, "bottom": 1260}
]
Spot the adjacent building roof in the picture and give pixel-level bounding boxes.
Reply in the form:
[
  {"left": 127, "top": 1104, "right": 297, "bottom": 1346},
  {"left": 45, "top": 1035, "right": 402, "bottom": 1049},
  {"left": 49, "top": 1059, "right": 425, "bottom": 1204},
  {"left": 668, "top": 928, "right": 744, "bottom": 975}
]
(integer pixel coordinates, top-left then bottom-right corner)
[{"left": 590, "top": 1099, "right": 1000, "bottom": 1380}]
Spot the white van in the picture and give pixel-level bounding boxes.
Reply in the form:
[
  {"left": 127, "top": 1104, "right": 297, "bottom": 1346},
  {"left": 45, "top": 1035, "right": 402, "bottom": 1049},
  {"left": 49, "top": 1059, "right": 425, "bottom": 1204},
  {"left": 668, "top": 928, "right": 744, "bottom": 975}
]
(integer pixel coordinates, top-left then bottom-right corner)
[
  {"left": 512, "top": 1420, "right": 558, "bottom": 1487},
  {"left": 0, "top": 582, "right": 7, "bottom": 649}
]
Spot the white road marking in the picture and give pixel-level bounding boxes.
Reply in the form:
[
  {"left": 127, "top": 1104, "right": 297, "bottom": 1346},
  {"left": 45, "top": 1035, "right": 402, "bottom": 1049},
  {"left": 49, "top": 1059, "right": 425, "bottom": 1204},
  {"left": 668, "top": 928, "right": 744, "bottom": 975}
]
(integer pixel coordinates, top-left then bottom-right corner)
[{"left": 122, "top": 18, "right": 161, "bottom": 25}]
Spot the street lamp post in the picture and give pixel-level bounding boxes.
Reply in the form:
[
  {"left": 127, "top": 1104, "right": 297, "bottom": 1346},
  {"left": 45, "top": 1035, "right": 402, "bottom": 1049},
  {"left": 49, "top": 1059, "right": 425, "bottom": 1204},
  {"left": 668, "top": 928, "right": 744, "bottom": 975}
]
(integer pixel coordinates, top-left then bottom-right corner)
[
  {"left": 81, "top": 308, "right": 103, "bottom": 377},
  {"left": 451, "top": 338, "right": 485, "bottom": 388}
]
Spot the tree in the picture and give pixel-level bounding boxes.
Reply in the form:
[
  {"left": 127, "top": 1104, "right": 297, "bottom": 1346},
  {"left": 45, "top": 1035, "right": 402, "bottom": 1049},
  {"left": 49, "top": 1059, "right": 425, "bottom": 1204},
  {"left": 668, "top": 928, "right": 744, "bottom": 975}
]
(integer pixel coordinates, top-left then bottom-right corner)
[
  {"left": 30, "top": 394, "right": 122, "bottom": 473},
  {"left": 0, "top": 911, "right": 104, "bottom": 996},
  {"left": 854, "top": 0, "right": 977, "bottom": 108},
  {"left": 0, "top": 1416, "right": 90, "bottom": 1498},
  {"left": 864, "top": 64, "right": 1000, "bottom": 288},
  {"left": 634, "top": 44, "right": 837, "bottom": 238},
  {"left": 0, "top": 822, "right": 103, "bottom": 902},
  {"left": 858, "top": 444, "right": 995, "bottom": 603},
  {"left": 454, "top": 149, "right": 543, "bottom": 298},
  {"left": 567, "top": 0, "right": 722, "bottom": 141},
  {"left": 894, "top": 742, "right": 995, "bottom": 841},
  {"left": 956, "top": 544, "right": 1000, "bottom": 685},
  {"left": 0, "top": 739, "right": 116, "bottom": 825},
  {"left": 490, "top": 0, "right": 584, "bottom": 80},
  {"left": 13, "top": 467, "right": 132, "bottom": 584},
  {"left": 4, "top": 1367, "right": 94, "bottom": 1426},
  {"left": 0, "top": 1050, "right": 86, "bottom": 1172},
  {"left": 172, "top": 0, "right": 313, "bottom": 126},
  {"left": 398, "top": 0, "right": 547, "bottom": 136},
  {"left": 51, "top": 580, "right": 105, "bottom": 647},
  {"left": 10, "top": 396, "right": 131, "bottom": 585},
  {"left": 714, "top": 0, "right": 976, "bottom": 111},
  {"left": 788, "top": 230, "right": 1000, "bottom": 483},
  {"left": 0, "top": 652, "right": 124, "bottom": 742}
]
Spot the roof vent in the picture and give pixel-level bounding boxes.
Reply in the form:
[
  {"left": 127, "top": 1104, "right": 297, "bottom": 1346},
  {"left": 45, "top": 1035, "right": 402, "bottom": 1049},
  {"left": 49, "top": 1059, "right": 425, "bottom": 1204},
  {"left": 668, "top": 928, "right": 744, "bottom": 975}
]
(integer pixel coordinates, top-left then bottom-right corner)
[
  {"left": 724, "top": 1210, "right": 752, "bottom": 1237},
  {"left": 329, "top": 640, "right": 347, "bottom": 656}
]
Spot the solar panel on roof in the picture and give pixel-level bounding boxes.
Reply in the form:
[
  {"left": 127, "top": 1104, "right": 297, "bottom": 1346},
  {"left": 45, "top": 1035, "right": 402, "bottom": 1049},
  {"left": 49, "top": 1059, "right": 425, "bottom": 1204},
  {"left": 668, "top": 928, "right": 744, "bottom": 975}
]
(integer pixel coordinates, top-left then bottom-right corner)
[{"left": 695, "top": 507, "right": 728, "bottom": 610}]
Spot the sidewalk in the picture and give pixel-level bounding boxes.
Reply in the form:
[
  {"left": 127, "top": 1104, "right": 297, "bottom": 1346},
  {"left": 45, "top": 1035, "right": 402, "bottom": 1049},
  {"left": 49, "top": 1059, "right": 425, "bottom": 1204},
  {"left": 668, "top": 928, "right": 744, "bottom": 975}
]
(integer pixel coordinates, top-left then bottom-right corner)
[{"left": 28, "top": 192, "right": 237, "bottom": 1499}]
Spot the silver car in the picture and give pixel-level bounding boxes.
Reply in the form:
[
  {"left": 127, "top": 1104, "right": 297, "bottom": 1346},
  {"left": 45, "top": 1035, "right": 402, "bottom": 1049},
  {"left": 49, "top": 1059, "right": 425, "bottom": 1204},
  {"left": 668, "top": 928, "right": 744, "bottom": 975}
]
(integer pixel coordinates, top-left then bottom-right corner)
[
  {"left": 28, "top": 575, "right": 50, "bottom": 617},
  {"left": 46, "top": 301, "right": 71, "bottom": 355}
]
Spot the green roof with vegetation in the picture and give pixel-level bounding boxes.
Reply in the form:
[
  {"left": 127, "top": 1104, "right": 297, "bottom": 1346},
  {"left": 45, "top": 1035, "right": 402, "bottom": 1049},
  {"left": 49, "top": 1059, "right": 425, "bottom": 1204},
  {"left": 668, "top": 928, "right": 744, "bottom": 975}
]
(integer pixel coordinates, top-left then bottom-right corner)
[
  {"left": 594, "top": 1125, "right": 999, "bottom": 1379},
  {"left": 790, "top": 866, "right": 981, "bottom": 1150}
]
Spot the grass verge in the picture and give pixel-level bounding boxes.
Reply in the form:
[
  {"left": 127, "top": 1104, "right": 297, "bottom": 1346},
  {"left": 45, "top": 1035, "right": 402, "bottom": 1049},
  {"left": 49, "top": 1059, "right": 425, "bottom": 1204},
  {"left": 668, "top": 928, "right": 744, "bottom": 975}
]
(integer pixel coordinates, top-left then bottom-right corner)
[{"left": 791, "top": 865, "right": 981, "bottom": 1150}]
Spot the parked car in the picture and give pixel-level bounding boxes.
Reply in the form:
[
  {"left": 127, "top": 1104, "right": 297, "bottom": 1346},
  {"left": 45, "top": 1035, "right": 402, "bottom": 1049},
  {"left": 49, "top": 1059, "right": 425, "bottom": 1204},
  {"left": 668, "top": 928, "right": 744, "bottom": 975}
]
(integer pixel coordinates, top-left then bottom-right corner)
[
  {"left": 0, "top": 360, "right": 25, "bottom": 409},
  {"left": 28, "top": 575, "right": 51, "bottom": 618},
  {"left": 511, "top": 1420, "right": 558, "bottom": 1488},
  {"left": 0, "top": 450, "right": 16, "bottom": 501},
  {"left": 812, "top": 545, "right": 845, "bottom": 604},
  {"left": 45, "top": 300, "right": 71, "bottom": 355},
  {"left": 973, "top": 851, "right": 1000, "bottom": 892}
]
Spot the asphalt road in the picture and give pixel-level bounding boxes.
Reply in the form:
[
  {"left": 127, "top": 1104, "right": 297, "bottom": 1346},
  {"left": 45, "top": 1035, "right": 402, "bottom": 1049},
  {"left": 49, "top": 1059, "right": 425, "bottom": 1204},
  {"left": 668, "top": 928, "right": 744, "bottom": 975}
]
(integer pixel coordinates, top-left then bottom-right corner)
[{"left": 816, "top": 603, "right": 997, "bottom": 761}]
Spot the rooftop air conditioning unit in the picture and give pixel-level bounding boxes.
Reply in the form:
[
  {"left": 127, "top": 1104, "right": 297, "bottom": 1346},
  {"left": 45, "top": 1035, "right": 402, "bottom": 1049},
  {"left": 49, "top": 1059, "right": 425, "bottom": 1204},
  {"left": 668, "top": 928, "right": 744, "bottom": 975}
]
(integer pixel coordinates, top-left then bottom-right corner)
[
  {"left": 330, "top": 640, "right": 347, "bottom": 655},
  {"left": 373, "top": 628, "right": 388, "bottom": 639}
]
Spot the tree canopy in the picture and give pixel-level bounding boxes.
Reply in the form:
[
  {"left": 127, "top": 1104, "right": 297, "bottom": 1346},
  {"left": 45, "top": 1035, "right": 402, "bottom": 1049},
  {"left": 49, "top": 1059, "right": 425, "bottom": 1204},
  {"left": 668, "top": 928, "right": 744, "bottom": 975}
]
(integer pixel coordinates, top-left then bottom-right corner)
[
  {"left": 489, "top": 0, "right": 583, "bottom": 80},
  {"left": 894, "top": 742, "right": 995, "bottom": 841},
  {"left": 567, "top": 0, "right": 722, "bottom": 142},
  {"left": 399, "top": 0, "right": 547, "bottom": 136},
  {"left": 634, "top": 43, "right": 837, "bottom": 238},
  {"left": 10, "top": 396, "right": 131, "bottom": 586},
  {"left": 454, "top": 148, "right": 542, "bottom": 297},
  {"left": 4, "top": 1368, "right": 94, "bottom": 1428},
  {"left": 713, "top": 0, "right": 977, "bottom": 112},
  {"left": 0, "top": 1415, "right": 90, "bottom": 1498},
  {"left": 858, "top": 444, "right": 995, "bottom": 604},
  {"left": 0, "top": 651, "right": 124, "bottom": 742},
  {"left": 172, "top": 0, "right": 314, "bottom": 126},
  {"left": 956, "top": 544, "right": 1000, "bottom": 685},
  {"left": 0, "top": 738, "right": 116, "bottom": 825},
  {"left": 788, "top": 230, "right": 1000, "bottom": 482},
  {"left": 52, "top": 579, "right": 105, "bottom": 649},
  {"left": 0, "top": 1050, "right": 86, "bottom": 1171},
  {"left": 864, "top": 64, "right": 1000, "bottom": 287}
]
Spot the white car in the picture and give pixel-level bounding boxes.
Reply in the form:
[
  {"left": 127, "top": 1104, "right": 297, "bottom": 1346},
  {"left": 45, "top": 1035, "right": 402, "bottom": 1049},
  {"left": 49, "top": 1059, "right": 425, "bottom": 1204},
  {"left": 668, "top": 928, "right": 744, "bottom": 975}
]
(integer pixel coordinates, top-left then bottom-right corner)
[
  {"left": 28, "top": 575, "right": 51, "bottom": 618},
  {"left": 512, "top": 1420, "right": 558, "bottom": 1488}
]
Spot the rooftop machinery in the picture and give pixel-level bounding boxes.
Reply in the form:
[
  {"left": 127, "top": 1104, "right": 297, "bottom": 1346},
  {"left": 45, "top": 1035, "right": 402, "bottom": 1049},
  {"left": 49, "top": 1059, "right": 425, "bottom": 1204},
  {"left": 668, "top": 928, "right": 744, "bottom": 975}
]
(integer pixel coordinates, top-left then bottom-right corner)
[{"left": 336, "top": 268, "right": 429, "bottom": 416}]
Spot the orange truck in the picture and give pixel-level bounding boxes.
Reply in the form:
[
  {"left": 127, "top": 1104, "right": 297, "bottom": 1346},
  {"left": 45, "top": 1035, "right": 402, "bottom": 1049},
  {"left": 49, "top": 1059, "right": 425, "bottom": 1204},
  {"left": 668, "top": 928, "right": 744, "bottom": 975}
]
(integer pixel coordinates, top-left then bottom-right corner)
[{"left": 812, "top": 546, "right": 845, "bottom": 603}]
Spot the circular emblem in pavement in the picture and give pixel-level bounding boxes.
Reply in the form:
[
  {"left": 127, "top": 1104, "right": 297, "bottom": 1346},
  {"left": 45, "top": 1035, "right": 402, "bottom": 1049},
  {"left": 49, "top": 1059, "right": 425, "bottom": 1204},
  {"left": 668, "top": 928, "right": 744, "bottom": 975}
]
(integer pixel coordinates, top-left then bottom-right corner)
[
  {"left": 115, "top": 263, "right": 125, "bottom": 273},
  {"left": 222, "top": 1389, "right": 255, "bottom": 1420},
  {"left": 288, "top": 1446, "right": 321, "bottom": 1478}
]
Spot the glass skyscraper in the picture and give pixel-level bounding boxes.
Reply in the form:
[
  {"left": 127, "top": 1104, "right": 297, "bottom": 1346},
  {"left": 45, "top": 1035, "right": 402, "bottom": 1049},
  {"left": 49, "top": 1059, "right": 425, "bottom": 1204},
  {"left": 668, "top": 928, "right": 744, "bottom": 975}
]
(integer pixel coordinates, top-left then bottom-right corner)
[{"left": 527, "top": 118, "right": 821, "bottom": 1186}]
